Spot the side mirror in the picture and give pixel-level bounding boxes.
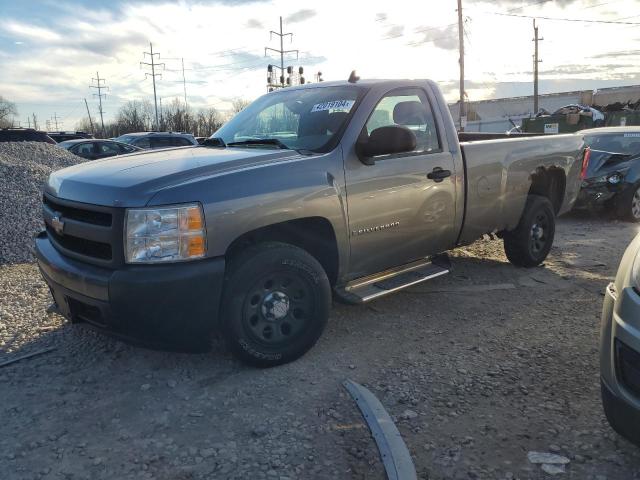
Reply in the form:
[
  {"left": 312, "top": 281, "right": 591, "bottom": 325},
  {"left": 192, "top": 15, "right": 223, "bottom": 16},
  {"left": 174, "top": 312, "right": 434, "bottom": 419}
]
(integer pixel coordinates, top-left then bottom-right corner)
[{"left": 356, "top": 125, "right": 416, "bottom": 165}]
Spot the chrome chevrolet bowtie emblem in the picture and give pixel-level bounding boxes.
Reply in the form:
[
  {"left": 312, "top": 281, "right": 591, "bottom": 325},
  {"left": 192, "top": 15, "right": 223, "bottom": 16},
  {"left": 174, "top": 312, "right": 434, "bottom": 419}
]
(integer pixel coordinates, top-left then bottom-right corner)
[{"left": 51, "top": 214, "right": 65, "bottom": 235}]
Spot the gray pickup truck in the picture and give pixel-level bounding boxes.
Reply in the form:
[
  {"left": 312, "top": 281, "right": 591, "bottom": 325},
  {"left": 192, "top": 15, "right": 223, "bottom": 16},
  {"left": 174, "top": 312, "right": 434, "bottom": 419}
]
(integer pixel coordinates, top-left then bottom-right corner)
[{"left": 36, "top": 79, "right": 586, "bottom": 366}]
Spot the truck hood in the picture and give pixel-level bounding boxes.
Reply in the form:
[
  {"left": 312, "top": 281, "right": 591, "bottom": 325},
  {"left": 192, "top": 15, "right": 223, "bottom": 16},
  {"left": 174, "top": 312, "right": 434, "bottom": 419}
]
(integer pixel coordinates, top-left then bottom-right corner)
[{"left": 46, "top": 146, "right": 301, "bottom": 207}]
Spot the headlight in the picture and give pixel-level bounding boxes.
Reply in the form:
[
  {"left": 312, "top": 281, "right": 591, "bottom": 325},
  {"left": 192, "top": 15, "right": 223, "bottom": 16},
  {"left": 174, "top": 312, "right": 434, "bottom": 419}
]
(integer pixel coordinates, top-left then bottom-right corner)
[
  {"left": 125, "top": 203, "right": 206, "bottom": 263},
  {"left": 607, "top": 173, "right": 622, "bottom": 185},
  {"left": 591, "top": 172, "right": 624, "bottom": 185}
]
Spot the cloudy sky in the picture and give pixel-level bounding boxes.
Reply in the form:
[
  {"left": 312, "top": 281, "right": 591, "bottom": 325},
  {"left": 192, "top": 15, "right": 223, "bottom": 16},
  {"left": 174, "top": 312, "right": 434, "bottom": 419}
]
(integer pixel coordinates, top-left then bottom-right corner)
[{"left": 1, "top": 0, "right": 639, "bottom": 129}]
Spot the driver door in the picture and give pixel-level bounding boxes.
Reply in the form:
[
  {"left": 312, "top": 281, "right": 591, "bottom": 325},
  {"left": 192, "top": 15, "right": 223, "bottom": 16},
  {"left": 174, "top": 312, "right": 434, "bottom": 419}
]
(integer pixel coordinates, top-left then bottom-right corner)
[{"left": 344, "top": 87, "right": 458, "bottom": 278}]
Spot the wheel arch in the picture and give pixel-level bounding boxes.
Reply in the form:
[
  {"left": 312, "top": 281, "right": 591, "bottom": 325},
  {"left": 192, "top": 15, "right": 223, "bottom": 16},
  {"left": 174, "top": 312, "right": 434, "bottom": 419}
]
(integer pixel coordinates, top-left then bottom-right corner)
[
  {"left": 528, "top": 166, "right": 566, "bottom": 215},
  {"left": 224, "top": 217, "right": 341, "bottom": 286}
]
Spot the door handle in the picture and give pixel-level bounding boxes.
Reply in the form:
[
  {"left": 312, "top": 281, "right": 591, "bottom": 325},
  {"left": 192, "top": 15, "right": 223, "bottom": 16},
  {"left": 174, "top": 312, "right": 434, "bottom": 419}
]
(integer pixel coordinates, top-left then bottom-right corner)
[{"left": 427, "top": 167, "right": 452, "bottom": 182}]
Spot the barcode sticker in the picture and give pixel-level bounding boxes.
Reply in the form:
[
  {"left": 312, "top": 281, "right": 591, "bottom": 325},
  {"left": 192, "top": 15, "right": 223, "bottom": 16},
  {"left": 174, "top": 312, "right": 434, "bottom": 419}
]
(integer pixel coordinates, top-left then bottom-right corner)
[{"left": 311, "top": 100, "right": 355, "bottom": 113}]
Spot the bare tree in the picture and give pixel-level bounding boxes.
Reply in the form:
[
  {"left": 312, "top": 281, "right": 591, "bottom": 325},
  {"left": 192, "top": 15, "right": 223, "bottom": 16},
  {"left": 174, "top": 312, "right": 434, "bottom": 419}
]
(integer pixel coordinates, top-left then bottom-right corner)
[
  {"left": 194, "top": 107, "right": 224, "bottom": 137},
  {"left": 231, "top": 98, "right": 251, "bottom": 114},
  {"left": 75, "top": 117, "right": 94, "bottom": 134},
  {"left": 0, "top": 95, "right": 18, "bottom": 127}
]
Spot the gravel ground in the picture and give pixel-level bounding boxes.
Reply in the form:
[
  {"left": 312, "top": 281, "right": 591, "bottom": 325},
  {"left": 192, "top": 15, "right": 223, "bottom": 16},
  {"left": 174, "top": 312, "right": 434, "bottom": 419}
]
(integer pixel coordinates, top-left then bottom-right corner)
[
  {"left": 1, "top": 210, "right": 640, "bottom": 479},
  {"left": 0, "top": 142, "right": 84, "bottom": 264}
]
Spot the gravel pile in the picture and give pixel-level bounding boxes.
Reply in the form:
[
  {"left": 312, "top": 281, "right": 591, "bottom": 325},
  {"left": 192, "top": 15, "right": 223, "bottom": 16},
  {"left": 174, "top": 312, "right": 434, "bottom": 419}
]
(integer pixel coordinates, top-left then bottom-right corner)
[{"left": 0, "top": 142, "right": 84, "bottom": 264}]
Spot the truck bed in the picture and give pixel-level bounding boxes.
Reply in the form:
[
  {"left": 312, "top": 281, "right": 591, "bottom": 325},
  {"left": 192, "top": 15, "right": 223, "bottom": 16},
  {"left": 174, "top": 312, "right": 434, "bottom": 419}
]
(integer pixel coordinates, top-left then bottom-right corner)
[{"left": 457, "top": 134, "right": 585, "bottom": 245}]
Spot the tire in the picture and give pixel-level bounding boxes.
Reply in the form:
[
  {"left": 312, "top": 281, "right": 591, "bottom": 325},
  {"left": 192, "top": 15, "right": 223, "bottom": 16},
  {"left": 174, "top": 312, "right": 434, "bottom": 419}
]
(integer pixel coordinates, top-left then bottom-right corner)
[
  {"left": 617, "top": 183, "right": 640, "bottom": 223},
  {"left": 503, "top": 195, "right": 556, "bottom": 267},
  {"left": 220, "top": 242, "right": 331, "bottom": 367}
]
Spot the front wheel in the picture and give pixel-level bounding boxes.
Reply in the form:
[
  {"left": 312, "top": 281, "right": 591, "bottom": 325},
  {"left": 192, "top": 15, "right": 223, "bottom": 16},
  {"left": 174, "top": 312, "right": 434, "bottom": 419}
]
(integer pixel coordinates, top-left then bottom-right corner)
[
  {"left": 220, "top": 242, "right": 331, "bottom": 367},
  {"left": 503, "top": 195, "right": 556, "bottom": 267}
]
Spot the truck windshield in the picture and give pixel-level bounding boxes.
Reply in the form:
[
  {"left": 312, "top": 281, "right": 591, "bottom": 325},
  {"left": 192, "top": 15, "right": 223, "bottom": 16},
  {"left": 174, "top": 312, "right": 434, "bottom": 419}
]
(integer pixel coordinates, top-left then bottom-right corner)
[{"left": 212, "top": 85, "right": 363, "bottom": 153}]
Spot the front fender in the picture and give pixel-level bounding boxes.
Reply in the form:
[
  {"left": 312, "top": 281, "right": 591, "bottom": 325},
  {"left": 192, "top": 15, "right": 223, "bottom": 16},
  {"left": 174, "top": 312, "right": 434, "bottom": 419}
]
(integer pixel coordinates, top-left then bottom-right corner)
[{"left": 147, "top": 150, "right": 351, "bottom": 278}]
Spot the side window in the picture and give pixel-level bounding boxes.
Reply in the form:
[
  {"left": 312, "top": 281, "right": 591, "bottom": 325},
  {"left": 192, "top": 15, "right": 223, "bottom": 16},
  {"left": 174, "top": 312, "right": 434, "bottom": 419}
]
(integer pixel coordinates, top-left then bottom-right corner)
[
  {"left": 133, "top": 137, "right": 150, "bottom": 149},
  {"left": 119, "top": 144, "right": 135, "bottom": 153},
  {"left": 151, "top": 136, "right": 173, "bottom": 149},
  {"left": 173, "top": 137, "right": 193, "bottom": 146},
  {"left": 365, "top": 89, "right": 440, "bottom": 153},
  {"left": 98, "top": 142, "right": 121, "bottom": 156},
  {"left": 73, "top": 143, "right": 95, "bottom": 157}
]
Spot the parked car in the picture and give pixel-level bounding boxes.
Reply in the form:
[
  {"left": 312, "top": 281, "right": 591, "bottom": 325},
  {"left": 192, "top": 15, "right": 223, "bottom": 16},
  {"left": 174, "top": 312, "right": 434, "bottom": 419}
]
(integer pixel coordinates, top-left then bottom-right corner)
[
  {"left": 35, "top": 78, "right": 585, "bottom": 366},
  {"left": 0, "top": 128, "right": 56, "bottom": 144},
  {"left": 195, "top": 136, "right": 208, "bottom": 145},
  {"left": 57, "top": 139, "right": 142, "bottom": 160},
  {"left": 114, "top": 132, "right": 198, "bottom": 149},
  {"left": 601, "top": 233, "right": 640, "bottom": 446},
  {"left": 575, "top": 127, "right": 640, "bottom": 221},
  {"left": 48, "top": 131, "right": 94, "bottom": 143}
]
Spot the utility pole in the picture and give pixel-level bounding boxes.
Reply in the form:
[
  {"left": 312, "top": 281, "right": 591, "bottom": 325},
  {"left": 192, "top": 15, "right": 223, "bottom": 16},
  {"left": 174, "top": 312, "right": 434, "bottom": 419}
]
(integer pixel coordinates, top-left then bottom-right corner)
[
  {"left": 532, "top": 20, "right": 544, "bottom": 115},
  {"left": 84, "top": 98, "right": 95, "bottom": 135},
  {"left": 181, "top": 58, "right": 188, "bottom": 110},
  {"left": 457, "top": 0, "right": 466, "bottom": 132},
  {"left": 90, "top": 72, "right": 108, "bottom": 137},
  {"left": 141, "top": 42, "right": 165, "bottom": 130},
  {"left": 265, "top": 16, "right": 298, "bottom": 88},
  {"left": 26, "top": 117, "right": 31, "bottom": 128},
  {"left": 159, "top": 97, "right": 163, "bottom": 131}
]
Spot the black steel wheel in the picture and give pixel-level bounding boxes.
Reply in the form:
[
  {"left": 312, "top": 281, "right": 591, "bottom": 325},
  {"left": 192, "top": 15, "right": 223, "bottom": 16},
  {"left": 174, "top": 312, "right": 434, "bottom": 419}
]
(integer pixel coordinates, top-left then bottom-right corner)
[
  {"left": 504, "top": 195, "right": 556, "bottom": 267},
  {"left": 221, "top": 242, "right": 331, "bottom": 367}
]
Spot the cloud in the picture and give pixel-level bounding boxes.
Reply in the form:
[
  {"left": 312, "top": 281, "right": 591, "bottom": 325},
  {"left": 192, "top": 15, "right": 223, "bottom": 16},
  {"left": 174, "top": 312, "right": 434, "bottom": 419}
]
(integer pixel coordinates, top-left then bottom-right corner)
[
  {"left": 1, "top": 21, "right": 61, "bottom": 42},
  {"left": 376, "top": 12, "right": 387, "bottom": 22},
  {"left": 285, "top": 9, "right": 317, "bottom": 24},
  {"left": 246, "top": 18, "right": 263, "bottom": 29},
  {"left": 591, "top": 50, "right": 640, "bottom": 59},
  {"left": 410, "top": 24, "right": 457, "bottom": 50},
  {"left": 385, "top": 25, "right": 405, "bottom": 39}
]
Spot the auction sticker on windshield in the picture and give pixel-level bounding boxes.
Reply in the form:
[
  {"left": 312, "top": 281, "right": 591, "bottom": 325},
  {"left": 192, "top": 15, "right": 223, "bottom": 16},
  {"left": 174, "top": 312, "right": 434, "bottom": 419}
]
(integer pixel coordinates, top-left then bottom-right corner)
[{"left": 311, "top": 100, "right": 355, "bottom": 113}]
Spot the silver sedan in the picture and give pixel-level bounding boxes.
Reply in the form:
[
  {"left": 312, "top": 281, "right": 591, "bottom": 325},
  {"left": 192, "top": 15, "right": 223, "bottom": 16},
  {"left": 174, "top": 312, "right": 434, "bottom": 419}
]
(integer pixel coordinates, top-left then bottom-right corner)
[{"left": 601, "top": 232, "right": 640, "bottom": 445}]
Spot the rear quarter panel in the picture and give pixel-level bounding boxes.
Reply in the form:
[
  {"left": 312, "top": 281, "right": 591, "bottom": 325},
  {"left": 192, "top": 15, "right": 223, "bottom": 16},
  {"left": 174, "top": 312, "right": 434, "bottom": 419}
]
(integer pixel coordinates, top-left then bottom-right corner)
[{"left": 458, "top": 134, "right": 584, "bottom": 244}]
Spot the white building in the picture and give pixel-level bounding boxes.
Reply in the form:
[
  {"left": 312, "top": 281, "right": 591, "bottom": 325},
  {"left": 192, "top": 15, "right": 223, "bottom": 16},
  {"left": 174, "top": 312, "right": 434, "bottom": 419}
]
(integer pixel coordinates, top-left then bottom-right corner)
[{"left": 448, "top": 84, "right": 640, "bottom": 132}]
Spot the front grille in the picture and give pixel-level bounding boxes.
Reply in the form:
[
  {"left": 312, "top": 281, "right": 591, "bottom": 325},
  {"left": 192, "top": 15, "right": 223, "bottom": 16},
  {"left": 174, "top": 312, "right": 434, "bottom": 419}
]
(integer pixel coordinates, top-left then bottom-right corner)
[
  {"left": 616, "top": 339, "right": 640, "bottom": 398},
  {"left": 44, "top": 196, "right": 112, "bottom": 226},
  {"left": 46, "top": 225, "right": 112, "bottom": 260},
  {"left": 43, "top": 193, "right": 124, "bottom": 266}
]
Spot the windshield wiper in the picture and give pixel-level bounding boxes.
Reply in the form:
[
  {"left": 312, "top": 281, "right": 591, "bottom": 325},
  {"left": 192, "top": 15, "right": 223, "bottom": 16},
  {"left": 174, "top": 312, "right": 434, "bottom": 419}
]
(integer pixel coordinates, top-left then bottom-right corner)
[{"left": 227, "top": 139, "right": 290, "bottom": 150}]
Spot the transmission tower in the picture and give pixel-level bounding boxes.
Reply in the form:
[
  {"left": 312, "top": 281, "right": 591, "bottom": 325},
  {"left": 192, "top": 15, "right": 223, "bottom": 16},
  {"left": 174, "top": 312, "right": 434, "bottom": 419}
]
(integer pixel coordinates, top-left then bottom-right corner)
[
  {"left": 90, "top": 72, "right": 108, "bottom": 137},
  {"left": 51, "top": 113, "right": 62, "bottom": 130},
  {"left": 141, "top": 43, "right": 165, "bottom": 130},
  {"left": 265, "top": 16, "right": 298, "bottom": 89}
]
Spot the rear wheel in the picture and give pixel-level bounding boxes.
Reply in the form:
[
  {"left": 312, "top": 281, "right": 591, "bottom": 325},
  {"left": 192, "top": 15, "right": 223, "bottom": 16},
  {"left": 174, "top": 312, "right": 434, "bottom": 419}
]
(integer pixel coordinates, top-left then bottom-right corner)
[
  {"left": 503, "top": 195, "right": 556, "bottom": 267},
  {"left": 617, "top": 183, "right": 640, "bottom": 223},
  {"left": 221, "top": 242, "right": 331, "bottom": 367}
]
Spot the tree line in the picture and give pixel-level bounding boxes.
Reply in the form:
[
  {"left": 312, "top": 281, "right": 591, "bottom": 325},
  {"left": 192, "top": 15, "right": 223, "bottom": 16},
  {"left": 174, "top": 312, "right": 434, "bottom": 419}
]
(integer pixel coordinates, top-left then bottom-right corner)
[
  {"left": 77, "top": 98, "right": 251, "bottom": 138},
  {"left": 0, "top": 94, "right": 252, "bottom": 138}
]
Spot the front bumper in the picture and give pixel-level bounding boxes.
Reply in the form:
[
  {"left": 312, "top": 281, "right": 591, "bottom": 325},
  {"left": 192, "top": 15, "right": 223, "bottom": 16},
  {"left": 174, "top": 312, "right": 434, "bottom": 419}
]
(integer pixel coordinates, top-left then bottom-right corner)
[
  {"left": 600, "top": 282, "right": 640, "bottom": 444},
  {"left": 35, "top": 231, "right": 225, "bottom": 352}
]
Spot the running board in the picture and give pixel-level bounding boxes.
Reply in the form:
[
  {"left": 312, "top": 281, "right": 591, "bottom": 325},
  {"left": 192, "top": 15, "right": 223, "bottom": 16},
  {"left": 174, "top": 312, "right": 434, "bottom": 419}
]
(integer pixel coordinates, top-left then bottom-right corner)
[{"left": 336, "top": 254, "right": 450, "bottom": 304}]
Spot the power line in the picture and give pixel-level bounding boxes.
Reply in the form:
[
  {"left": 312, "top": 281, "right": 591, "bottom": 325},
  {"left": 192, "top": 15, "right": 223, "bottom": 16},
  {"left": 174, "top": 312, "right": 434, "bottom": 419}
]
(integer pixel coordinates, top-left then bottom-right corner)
[
  {"left": 140, "top": 42, "right": 165, "bottom": 130},
  {"left": 481, "top": 11, "right": 640, "bottom": 25},
  {"left": 90, "top": 71, "right": 108, "bottom": 137}
]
